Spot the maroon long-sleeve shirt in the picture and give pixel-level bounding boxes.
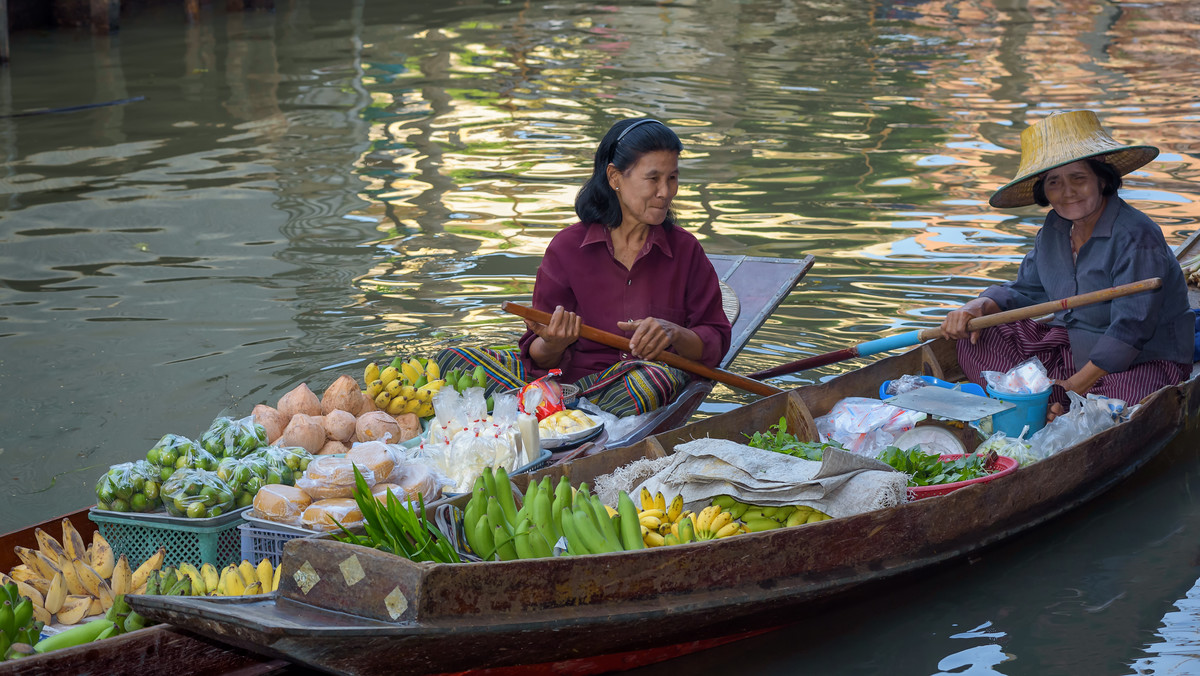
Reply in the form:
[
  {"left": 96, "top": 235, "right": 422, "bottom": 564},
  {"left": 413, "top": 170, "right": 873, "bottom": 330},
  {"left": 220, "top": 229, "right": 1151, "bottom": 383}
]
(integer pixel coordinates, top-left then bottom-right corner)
[{"left": 518, "top": 221, "right": 732, "bottom": 384}]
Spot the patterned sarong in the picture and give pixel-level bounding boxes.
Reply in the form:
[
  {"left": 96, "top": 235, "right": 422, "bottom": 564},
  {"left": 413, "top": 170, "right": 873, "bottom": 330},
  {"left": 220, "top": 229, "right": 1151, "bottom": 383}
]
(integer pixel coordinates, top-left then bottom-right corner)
[
  {"left": 433, "top": 347, "right": 690, "bottom": 417},
  {"left": 955, "top": 319, "right": 1190, "bottom": 406}
]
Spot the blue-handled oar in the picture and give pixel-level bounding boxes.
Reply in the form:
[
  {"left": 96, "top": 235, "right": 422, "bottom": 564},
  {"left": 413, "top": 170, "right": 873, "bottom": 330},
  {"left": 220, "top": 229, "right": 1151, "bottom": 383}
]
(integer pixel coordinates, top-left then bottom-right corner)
[{"left": 748, "top": 277, "right": 1163, "bottom": 381}]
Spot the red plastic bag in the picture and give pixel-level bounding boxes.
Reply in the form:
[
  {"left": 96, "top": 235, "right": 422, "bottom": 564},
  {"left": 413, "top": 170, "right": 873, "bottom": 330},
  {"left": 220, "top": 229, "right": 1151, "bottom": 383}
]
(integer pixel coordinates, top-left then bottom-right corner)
[{"left": 519, "top": 370, "right": 566, "bottom": 421}]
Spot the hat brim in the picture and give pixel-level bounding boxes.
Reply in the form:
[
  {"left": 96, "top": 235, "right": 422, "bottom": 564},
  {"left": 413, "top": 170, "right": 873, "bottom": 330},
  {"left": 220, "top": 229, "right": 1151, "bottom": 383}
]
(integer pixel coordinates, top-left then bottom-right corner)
[{"left": 988, "top": 145, "right": 1159, "bottom": 209}]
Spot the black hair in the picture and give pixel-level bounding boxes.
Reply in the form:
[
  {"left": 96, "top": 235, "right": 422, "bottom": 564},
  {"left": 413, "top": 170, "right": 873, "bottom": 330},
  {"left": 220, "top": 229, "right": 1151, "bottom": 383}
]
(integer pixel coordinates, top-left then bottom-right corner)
[
  {"left": 574, "top": 118, "right": 683, "bottom": 228},
  {"left": 1031, "top": 157, "right": 1123, "bottom": 207}
]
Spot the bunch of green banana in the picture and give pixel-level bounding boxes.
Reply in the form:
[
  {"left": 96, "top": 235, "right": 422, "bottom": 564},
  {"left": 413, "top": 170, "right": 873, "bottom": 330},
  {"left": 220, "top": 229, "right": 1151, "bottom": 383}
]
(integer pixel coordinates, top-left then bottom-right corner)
[
  {"left": 1181, "top": 254, "right": 1200, "bottom": 286},
  {"left": 144, "top": 559, "right": 277, "bottom": 597},
  {"left": 711, "top": 495, "right": 833, "bottom": 532},
  {"left": 25, "top": 594, "right": 148, "bottom": 658},
  {"left": 461, "top": 468, "right": 645, "bottom": 559},
  {"left": 363, "top": 357, "right": 446, "bottom": 418},
  {"left": 0, "top": 581, "right": 43, "bottom": 661},
  {"left": 442, "top": 364, "right": 489, "bottom": 395}
]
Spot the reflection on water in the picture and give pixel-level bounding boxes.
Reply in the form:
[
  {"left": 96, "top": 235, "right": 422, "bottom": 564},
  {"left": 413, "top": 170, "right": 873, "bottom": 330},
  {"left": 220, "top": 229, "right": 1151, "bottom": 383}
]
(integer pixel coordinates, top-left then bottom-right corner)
[{"left": 1, "top": 0, "right": 1200, "bottom": 671}]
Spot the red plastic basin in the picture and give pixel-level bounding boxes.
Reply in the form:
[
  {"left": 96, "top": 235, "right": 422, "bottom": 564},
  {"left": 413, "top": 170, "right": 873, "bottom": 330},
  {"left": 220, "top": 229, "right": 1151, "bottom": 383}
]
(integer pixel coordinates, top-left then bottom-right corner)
[{"left": 906, "top": 453, "right": 1019, "bottom": 500}]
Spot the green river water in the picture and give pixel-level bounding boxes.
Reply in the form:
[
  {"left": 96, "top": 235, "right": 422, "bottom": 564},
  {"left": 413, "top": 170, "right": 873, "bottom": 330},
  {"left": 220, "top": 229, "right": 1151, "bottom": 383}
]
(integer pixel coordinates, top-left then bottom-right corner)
[{"left": 1, "top": 0, "right": 1199, "bottom": 673}]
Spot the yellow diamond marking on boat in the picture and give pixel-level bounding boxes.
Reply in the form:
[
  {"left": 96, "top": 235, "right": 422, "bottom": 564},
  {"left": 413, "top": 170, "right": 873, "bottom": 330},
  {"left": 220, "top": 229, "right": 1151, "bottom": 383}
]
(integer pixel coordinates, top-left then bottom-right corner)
[
  {"left": 384, "top": 586, "right": 408, "bottom": 620},
  {"left": 339, "top": 555, "right": 365, "bottom": 587},
  {"left": 294, "top": 561, "right": 320, "bottom": 595}
]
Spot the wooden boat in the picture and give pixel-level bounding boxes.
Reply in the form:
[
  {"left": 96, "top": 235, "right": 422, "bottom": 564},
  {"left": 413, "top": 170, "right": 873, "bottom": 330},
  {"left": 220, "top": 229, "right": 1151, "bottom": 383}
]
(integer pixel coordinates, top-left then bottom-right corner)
[
  {"left": 124, "top": 235, "right": 1200, "bottom": 675},
  {"left": 0, "top": 252, "right": 811, "bottom": 675}
]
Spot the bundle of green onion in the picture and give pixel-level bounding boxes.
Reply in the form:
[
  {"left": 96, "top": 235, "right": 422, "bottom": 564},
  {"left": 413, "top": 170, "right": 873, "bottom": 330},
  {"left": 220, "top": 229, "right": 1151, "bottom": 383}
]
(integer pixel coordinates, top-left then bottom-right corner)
[{"left": 331, "top": 466, "right": 460, "bottom": 563}]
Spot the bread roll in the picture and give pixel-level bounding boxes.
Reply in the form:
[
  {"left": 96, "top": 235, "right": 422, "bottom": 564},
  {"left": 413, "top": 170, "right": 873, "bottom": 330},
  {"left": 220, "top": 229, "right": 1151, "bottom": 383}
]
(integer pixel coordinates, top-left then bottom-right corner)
[
  {"left": 295, "top": 455, "right": 376, "bottom": 500},
  {"left": 346, "top": 442, "right": 395, "bottom": 481},
  {"left": 301, "top": 498, "right": 363, "bottom": 532},
  {"left": 386, "top": 462, "right": 442, "bottom": 503},
  {"left": 252, "top": 484, "right": 312, "bottom": 526}
]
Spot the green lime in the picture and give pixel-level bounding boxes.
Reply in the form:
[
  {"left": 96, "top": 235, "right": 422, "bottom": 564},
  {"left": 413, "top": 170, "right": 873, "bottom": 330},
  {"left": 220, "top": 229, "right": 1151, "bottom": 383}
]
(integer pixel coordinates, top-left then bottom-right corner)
[
  {"left": 144, "top": 481, "right": 159, "bottom": 500},
  {"left": 160, "top": 466, "right": 174, "bottom": 482},
  {"left": 131, "top": 493, "right": 149, "bottom": 512},
  {"left": 208, "top": 506, "right": 223, "bottom": 518},
  {"left": 111, "top": 498, "right": 130, "bottom": 512},
  {"left": 186, "top": 502, "right": 206, "bottom": 518},
  {"left": 146, "top": 448, "right": 160, "bottom": 465},
  {"left": 237, "top": 492, "right": 254, "bottom": 508}
]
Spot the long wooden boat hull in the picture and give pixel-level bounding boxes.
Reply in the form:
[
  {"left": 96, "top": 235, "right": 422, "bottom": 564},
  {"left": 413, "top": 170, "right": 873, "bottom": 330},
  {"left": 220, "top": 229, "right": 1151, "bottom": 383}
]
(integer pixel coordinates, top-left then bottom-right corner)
[
  {"left": 0, "top": 253, "right": 812, "bottom": 675},
  {"left": 131, "top": 335, "right": 1200, "bottom": 675}
]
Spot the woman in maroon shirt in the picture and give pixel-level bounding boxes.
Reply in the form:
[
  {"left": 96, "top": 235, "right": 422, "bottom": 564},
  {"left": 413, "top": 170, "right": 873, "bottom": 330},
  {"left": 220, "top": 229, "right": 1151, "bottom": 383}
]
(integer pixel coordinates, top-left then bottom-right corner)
[{"left": 437, "top": 118, "right": 731, "bottom": 416}]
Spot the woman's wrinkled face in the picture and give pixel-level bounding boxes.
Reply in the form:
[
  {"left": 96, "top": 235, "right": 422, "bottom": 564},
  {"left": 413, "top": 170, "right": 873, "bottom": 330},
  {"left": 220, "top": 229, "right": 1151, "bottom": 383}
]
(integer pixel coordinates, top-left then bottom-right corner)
[
  {"left": 1042, "top": 160, "right": 1105, "bottom": 222},
  {"left": 608, "top": 150, "right": 679, "bottom": 228}
]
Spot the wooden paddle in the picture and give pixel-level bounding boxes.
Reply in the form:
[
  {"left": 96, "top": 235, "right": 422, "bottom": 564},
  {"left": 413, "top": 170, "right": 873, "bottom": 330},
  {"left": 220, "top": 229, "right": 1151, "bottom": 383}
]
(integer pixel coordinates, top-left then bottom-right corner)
[
  {"left": 747, "top": 277, "right": 1164, "bottom": 381},
  {"left": 501, "top": 302, "right": 784, "bottom": 397}
]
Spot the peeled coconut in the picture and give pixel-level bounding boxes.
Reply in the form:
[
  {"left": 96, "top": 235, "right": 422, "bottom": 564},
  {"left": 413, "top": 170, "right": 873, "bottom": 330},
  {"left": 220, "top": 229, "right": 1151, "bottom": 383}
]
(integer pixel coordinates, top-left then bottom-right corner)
[
  {"left": 323, "top": 409, "right": 357, "bottom": 443},
  {"left": 393, "top": 413, "right": 421, "bottom": 442},
  {"left": 356, "top": 411, "right": 404, "bottom": 444},
  {"left": 252, "top": 404, "right": 289, "bottom": 444},
  {"left": 322, "top": 375, "right": 363, "bottom": 417},
  {"left": 278, "top": 413, "right": 326, "bottom": 454},
  {"left": 318, "top": 439, "right": 349, "bottom": 456},
  {"left": 278, "top": 383, "right": 322, "bottom": 419}
]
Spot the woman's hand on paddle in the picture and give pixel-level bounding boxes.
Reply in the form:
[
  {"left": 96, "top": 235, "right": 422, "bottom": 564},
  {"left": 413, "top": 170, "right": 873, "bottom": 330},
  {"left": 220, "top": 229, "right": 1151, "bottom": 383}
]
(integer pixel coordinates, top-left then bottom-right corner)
[
  {"left": 940, "top": 297, "right": 1000, "bottom": 343},
  {"left": 525, "top": 305, "right": 580, "bottom": 366},
  {"left": 617, "top": 317, "right": 677, "bottom": 361}
]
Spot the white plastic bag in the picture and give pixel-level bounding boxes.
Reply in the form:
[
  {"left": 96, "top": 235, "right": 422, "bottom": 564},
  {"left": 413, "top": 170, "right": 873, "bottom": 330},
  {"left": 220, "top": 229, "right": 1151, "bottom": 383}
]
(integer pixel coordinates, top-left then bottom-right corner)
[
  {"left": 814, "top": 397, "right": 926, "bottom": 457},
  {"left": 1025, "top": 391, "right": 1130, "bottom": 458},
  {"left": 982, "top": 357, "right": 1052, "bottom": 395}
]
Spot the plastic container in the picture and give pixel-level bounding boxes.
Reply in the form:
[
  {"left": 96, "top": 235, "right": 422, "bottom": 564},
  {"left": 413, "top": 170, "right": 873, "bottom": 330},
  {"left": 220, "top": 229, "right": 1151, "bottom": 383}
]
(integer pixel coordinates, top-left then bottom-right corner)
[
  {"left": 239, "top": 521, "right": 314, "bottom": 566},
  {"left": 89, "top": 506, "right": 248, "bottom": 569},
  {"left": 907, "top": 454, "right": 1019, "bottom": 500},
  {"left": 985, "top": 385, "right": 1051, "bottom": 437}
]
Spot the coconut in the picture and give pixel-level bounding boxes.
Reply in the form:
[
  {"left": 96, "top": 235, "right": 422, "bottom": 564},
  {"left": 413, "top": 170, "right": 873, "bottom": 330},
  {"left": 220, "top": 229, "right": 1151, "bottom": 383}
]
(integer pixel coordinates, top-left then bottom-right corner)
[
  {"left": 322, "top": 375, "right": 363, "bottom": 416},
  {"left": 278, "top": 383, "right": 322, "bottom": 419}
]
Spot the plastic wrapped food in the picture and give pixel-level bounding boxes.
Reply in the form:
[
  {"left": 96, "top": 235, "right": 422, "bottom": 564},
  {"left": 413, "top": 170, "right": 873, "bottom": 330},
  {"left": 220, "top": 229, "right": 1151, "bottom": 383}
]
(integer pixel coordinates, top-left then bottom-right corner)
[
  {"left": 216, "top": 455, "right": 273, "bottom": 510},
  {"left": 346, "top": 442, "right": 395, "bottom": 482},
  {"left": 301, "top": 498, "right": 364, "bottom": 532},
  {"left": 252, "top": 484, "right": 312, "bottom": 526},
  {"left": 161, "top": 468, "right": 237, "bottom": 519},
  {"left": 95, "top": 460, "right": 162, "bottom": 513},
  {"left": 385, "top": 462, "right": 443, "bottom": 503},
  {"left": 814, "top": 397, "right": 926, "bottom": 456},
  {"left": 295, "top": 456, "right": 376, "bottom": 500},
  {"left": 518, "top": 370, "right": 566, "bottom": 421},
  {"left": 246, "top": 445, "right": 314, "bottom": 485},
  {"left": 200, "top": 415, "right": 270, "bottom": 459},
  {"left": 145, "top": 434, "right": 203, "bottom": 481},
  {"left": 982, "top": 357, "right": 1053, "bottom": 395}
]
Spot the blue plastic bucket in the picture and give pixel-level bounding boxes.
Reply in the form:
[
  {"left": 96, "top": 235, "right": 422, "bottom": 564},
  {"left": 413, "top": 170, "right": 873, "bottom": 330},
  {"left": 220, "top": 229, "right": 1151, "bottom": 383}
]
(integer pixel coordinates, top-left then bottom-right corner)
[{"left": 986, "top": 385, "right": 1051, "bottom": 437}]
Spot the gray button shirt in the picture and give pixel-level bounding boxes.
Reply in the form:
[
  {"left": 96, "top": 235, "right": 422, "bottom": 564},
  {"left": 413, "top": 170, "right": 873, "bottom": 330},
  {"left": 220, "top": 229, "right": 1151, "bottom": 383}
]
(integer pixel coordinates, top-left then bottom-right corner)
[{"left": 980, "top": 197, "right": 1192, "bottom": 373}]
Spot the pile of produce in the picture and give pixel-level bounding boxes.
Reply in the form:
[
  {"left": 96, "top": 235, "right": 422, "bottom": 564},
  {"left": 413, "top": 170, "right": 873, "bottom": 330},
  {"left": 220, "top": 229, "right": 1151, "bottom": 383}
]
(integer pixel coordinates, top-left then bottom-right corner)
[
  {"left": 874, "top": 446, "right": 990, "bottom": 487},
  {"left": 746, "top": 417, "right": 842, "bottom": 461},
  {"left": 5, "top": 594, "right": 147, "bottom": 662},
  {"left": 363, "top": 357, "right": 450, "bottom": 419},
  {"left": 145, "top": 558, "right": 279, "bottom": 597},
  {"left": 710, "top": 495, "right": 832, "bottom": 531},
  {"left": 95, "top": 461, "right": 162, "bottom": 513},
  {"left": 3, "top": 521, "right": 164, "bottom": 627}
]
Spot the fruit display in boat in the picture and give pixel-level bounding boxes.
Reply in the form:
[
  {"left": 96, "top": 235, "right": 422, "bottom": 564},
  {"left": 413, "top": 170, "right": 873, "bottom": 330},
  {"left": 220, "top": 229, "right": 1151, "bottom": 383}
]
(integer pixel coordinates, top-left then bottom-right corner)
[{"left": 199, "top": 416, "right": 269, "bottom": 459}]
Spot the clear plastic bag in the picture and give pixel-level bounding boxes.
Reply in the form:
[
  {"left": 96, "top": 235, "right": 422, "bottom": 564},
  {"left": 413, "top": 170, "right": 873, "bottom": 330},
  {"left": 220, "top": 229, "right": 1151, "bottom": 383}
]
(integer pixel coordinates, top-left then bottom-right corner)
[
  {"left": 246, "top": 445, "right": 313, "bottom": 485},
  {"left": 982, "top": 357, "right": 1053, "bottom": 395},
  {"left": 1026, "top": 391, "right": 1129, "bottom": 458},
  {"left": 216, "top": 455, "right": 273, "bottom": 509},
  {"left": 161, "top": 468, "right": 237, "bottom": 518},
  {"left": 814, "top": 397, "right": 926, "bottom": 456},
  {"left": 884, "top": 374, "right": 931, "bottom": 397},
  {"left": 200, "top": 415, "right": 269, "bottom": 459},
  {"left": 974, "top": 430, "right": 1037, "bottom": 466},
  {"left": 95, "top": 460, "right": 162, "bottom": 512},
  {"left": 295, "top": 455, "right": 377, "bottom": 500}
]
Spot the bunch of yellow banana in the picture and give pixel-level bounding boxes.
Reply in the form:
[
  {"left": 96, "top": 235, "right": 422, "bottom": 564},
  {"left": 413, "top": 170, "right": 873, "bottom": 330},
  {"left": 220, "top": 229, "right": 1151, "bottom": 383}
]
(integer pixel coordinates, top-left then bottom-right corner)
[
  {"left": 155, "top": 558, "right": 278, "bottom": 597},
  {"left": 1181, "top": 254, "right": 1200, "bottom": 287},
  {"left": 711, "top": 495, "right": 834, "bottom": 532},
  {"left": 3, "top": 520, "right": 165, "bottom": 626},
  {"left": 363, "top": 357, "right": 445, "bottom": 418},
  {"left": 636, "top": 488, "right": 717, "bottom": 547}
]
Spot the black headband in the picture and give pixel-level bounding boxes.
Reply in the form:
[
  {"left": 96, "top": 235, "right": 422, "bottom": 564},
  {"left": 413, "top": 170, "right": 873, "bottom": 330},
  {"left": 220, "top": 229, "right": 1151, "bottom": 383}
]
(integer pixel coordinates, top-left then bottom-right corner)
[{"left": 615, "top": 118, "right": 663, "bottom": 144}]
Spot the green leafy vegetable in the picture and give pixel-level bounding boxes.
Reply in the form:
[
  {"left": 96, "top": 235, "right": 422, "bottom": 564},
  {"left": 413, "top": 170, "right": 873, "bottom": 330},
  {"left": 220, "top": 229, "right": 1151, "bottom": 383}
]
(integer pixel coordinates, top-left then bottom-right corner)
[
  {"left": 874, "top": 446, "right": 989, "bottom": 486},
  {"left": 745, "top": 417, "right": 842, "bottom": 461},
  {"left": 331, "top": 466, "right": 461, "bottom": 563}
]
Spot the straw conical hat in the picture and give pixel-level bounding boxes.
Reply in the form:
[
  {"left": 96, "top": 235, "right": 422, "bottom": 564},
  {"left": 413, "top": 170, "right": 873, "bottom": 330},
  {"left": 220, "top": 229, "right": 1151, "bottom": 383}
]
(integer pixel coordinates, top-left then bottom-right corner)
[{"left": 989, "top": 110, "right": 1159, "bottom": 208}]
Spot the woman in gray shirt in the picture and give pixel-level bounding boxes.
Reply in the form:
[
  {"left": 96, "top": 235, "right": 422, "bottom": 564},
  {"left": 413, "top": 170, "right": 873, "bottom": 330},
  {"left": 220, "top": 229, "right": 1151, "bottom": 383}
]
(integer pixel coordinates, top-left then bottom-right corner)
[{"left": 940, "top": 110, "right": 1192, "bottom": 419}]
